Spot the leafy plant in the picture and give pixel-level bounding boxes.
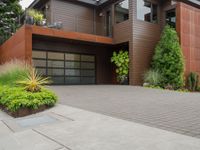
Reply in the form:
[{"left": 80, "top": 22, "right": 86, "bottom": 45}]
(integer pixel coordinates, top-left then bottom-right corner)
[
  {"left": 144, "top": 70, "right": 162, "bottom": 86},
  {"left": 152, "top": 25, "right": 184, "bottom": 89},
  {"left": 111, "top": 50, "right": 129, "bottom": 83},
  {"left": 17, "top": 68, "right": 51, "bottom": 93},
  {"left": 0, "top": 85, "right": 57, "bottom": 112},
  {"left": 0, "top": 0, "right": 22, "bottom": 44},
  {"left": 188, "top": 72, "right": 199, "bottom": 91},
  {"left": 27, "top": 9, "right": 44, "bottom": 25}
]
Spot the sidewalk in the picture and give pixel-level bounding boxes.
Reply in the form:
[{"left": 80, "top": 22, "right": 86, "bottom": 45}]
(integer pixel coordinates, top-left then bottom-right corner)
[{"left": 0, "top": 104, "right": 200, "bottom": 150}]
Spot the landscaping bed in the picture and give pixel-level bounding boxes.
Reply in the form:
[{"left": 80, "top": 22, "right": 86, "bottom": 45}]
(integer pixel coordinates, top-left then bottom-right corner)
[
  {"left": 0, "top": 86, "right": 57, "bottom": 117},
  {"left": 0, "top": 60, "right": 58, "bottom": 117}
]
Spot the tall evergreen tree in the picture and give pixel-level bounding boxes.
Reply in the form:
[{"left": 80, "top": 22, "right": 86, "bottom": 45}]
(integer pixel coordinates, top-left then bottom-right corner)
[
  {"left": 152, "top": 25, "right": 184, "bottom": 89},
  {"left": 0, "top": 0, "right": 22, "bottom": 44}
]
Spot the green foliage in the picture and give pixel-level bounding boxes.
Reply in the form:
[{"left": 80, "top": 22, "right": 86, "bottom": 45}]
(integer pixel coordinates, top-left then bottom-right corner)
[
  {"left": 0, "top": 0, "right": 22, "bottom": 44},
  {"left": 0, "top": 86, "right": 57, "bottom": 112},
  {"left": 144, "top": 70, "right": 163, "bottom": 86},
  {"left": 0, "top": 60, "right": 29, "bottom": 86},
  {"left": 0, "top": 68, "right": 28, "bottom": 85},
  {"left": 188, "top": 72, "right": 199, "bottom": 91},
  {"left": 111, "top": 50, "right": 129, "bottom": 83},
  {"left": 0, "top": 60, "right": 57, "bottom": 113},
  {"left": 152, "top": 25, "right": 184, "bottom": 89},
  {"left": 17, "top": 68, "right": 51, "bottom": 92},
  {"left": 27, "top": 9, "right": 44, "bottom": 25}
]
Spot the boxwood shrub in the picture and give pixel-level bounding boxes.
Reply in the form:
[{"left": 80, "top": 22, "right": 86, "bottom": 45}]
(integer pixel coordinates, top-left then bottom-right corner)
[{"left": 0, "top": 85, "right": 57, "bottom": 112}]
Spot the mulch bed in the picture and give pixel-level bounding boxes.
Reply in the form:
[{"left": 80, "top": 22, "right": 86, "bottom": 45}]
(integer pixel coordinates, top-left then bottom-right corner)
[{"left": 0, "top": 105, "right": 52, "bottom": 118}]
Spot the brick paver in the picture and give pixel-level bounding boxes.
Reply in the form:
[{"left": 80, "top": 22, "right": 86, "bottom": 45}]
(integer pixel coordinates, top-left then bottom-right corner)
[{"left": 50, "top": 85, "right": 200, "bottom": 138}]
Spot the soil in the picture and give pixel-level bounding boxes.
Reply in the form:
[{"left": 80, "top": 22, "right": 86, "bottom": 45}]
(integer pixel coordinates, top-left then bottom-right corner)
[{"left": 0, "top": 105, "right": 52, "bottom": 118}]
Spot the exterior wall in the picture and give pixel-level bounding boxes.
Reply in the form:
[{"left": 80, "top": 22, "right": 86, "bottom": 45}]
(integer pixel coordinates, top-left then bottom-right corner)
[
  {"left": 0, "top": 26, "right": 32, "bottom": 64},
  {"left": 176, "top": 2, "right": 200, "bottom": 77},
  {"left": 51, "top": 0, "right": 96, "bottom": 34},
  {"left": 113, "top": 20, "right": 131, "bottom": 44},
  {"left": 129, "top": 0, "right": 162, "bottom": 85},
  {"left": 32, "top": 37, "right": 113, "bottom": 84}
]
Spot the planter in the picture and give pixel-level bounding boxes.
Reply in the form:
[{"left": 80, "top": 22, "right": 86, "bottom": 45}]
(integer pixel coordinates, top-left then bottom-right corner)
[
  {"left": 121, "top": 79, "right": 129, "bottom": 85},
  {"left": 36, "top": 21, "right": 43, "bottom": 26},
  {"left": 0, "top": 105, "right": 52, "bottom": 118},
  {"left": 120, "top": 76, "right": 129, "bottom": 85},
  {"left": 25, "top": 16, "right": 34, "bottom": 25}
]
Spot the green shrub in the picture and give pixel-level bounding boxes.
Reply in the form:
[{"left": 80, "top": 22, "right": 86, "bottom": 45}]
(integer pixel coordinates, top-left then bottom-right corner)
[
  {"left": 0, "top": 85, "right": 57, "bottom": 112},
  {"left": 188, "top": 72, "right": 199, "bottom": 91},
  {"left": 152, "top": 25, "right": 184, "bottom": 89},
  {"left": 144, "top": 70, "right": 162, "bottom": 86},
  {"left": 0, "top": 60, "right": 29, "bottom": 86},
  {"left": 111, "top": 50, "right": 129, "bottom": 83}
]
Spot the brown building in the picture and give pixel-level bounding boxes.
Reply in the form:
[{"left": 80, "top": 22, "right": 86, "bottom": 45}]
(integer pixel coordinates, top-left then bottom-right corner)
[{"left": 0, "top": 0, "right": 200, "bottom": 85}]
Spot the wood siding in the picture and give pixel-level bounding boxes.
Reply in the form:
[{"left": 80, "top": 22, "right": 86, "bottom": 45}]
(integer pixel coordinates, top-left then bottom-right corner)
[
  {"left": 129, "top": 0, "right": 162, "bottom": 85},
  {"left": 113, "top": 20, "right": 131, "bottom": 44},
  {"left": 52, "top": 0, "right": 95, "bottom": 34}
]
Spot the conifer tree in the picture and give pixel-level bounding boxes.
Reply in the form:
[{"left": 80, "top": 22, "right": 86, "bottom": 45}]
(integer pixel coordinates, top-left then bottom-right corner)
[{"left": 152, "top": 25, "right": 184, "bottom": 89}]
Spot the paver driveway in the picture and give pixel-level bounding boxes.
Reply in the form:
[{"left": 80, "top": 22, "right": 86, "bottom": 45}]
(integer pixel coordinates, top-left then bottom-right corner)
[{"left": 50, "top": 85, "right": 200, "bottom": 138}]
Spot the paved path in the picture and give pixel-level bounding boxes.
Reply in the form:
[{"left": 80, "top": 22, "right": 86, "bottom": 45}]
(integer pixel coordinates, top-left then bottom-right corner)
[
  {"left": 50, "top": 85, "right": 200, "bottom": 138},
  {"left": 0, "top": 104, "right": 200, "bottom": 150}
]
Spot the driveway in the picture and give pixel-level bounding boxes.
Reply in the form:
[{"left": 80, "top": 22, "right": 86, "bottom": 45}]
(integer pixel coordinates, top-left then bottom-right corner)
[
  {"left": 50, "top": 85, "right": 200, "bottom": 138},
  {"left": 1, "top": 104, "right": 200, "bottom": 150}
]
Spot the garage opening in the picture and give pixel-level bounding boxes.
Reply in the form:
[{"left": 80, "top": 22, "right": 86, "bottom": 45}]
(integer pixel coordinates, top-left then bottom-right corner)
[{"left": 32, "top": 50, "right": 96, "bottom": 85}]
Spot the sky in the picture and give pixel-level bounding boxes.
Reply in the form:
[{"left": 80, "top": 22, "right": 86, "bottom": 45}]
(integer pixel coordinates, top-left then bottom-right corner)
[{"left": 19, "top": 0, "right": 34, "bottom": 9}]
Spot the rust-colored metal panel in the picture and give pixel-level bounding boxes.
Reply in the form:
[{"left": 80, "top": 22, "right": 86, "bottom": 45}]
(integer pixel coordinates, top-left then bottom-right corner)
[
  {"left": 0, "top": 26, "right": 32, "bottom": 64},
  {"left": 176, "top": 2, "right": 200, "bottom": 78},
  {"left": 31, "top": 25, "right": 113, "bottom": 44}
]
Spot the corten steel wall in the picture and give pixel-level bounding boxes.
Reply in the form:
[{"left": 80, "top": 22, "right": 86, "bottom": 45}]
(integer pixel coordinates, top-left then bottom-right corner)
[
  {"left": 0, "top": 24, "right": 113, "bottom": 61},
  {"left": 176, "top": 2, "right": 200, "bottom": 77},
  {"left": 32, "top": 36, "right": 113, "bottom": 84},
  {"left": 0, "top": 24, "right": 114, "bottom": 84},
  {"left": 0, "top": 26, "right": 32, "bottom": 64}
]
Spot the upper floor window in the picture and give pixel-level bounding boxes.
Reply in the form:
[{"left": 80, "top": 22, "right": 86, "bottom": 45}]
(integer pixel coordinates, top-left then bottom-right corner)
[
  {"left": 166, "top": 9, "right": 176, "bottom": 28},
  {"left": 137, "top": 0, "right": 158, "bottom": 24},
  {"left": 115, "top": 0, "right": 129, "bottom": 24}
]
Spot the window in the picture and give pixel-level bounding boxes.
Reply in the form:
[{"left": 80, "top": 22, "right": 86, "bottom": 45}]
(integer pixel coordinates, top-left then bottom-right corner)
[
  {"left": 166, "top": 9, "right": 176, "bottom": 28},
  {"left": 115, "top": 0, "right": 129, "bottom": 23},
  {"left": 137, "top": 0, "right": 158, "bottom": 23}
]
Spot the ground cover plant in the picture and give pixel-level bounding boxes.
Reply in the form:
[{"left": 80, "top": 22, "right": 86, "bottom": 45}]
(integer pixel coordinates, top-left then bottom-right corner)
[
  {"left": 0, "top": 60, "right": 57, "bottom": 117},
  {"left": 143, "top": 69, "right": 163, "bottom": 88},
  {"left": 188, "top": 72, "right": 199, "bottom": 91}
]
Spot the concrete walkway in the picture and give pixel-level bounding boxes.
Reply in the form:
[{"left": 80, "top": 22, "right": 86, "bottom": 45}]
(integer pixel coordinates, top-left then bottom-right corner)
[
  {"left": 0, "top": 104, "right": 200, "bottom": 150},
  {"left": 50, "top": 85, "right": 200, "bottom": 138}
]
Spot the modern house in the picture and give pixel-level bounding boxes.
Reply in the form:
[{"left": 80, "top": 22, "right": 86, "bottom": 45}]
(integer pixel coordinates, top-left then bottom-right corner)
[{"left": 0, "top": 0, "right": 200, "bottom": 85}]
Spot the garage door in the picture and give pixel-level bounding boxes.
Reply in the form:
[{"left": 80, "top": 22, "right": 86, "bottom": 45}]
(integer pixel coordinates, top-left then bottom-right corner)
[{"left": 32, "top": 50, "right": 96, "bottom": 85}]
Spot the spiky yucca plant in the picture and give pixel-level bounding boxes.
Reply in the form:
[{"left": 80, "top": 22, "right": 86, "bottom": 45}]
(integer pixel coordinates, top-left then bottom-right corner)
[{"left": 17, "top": 68, "right": 50, "bottom": 93}]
